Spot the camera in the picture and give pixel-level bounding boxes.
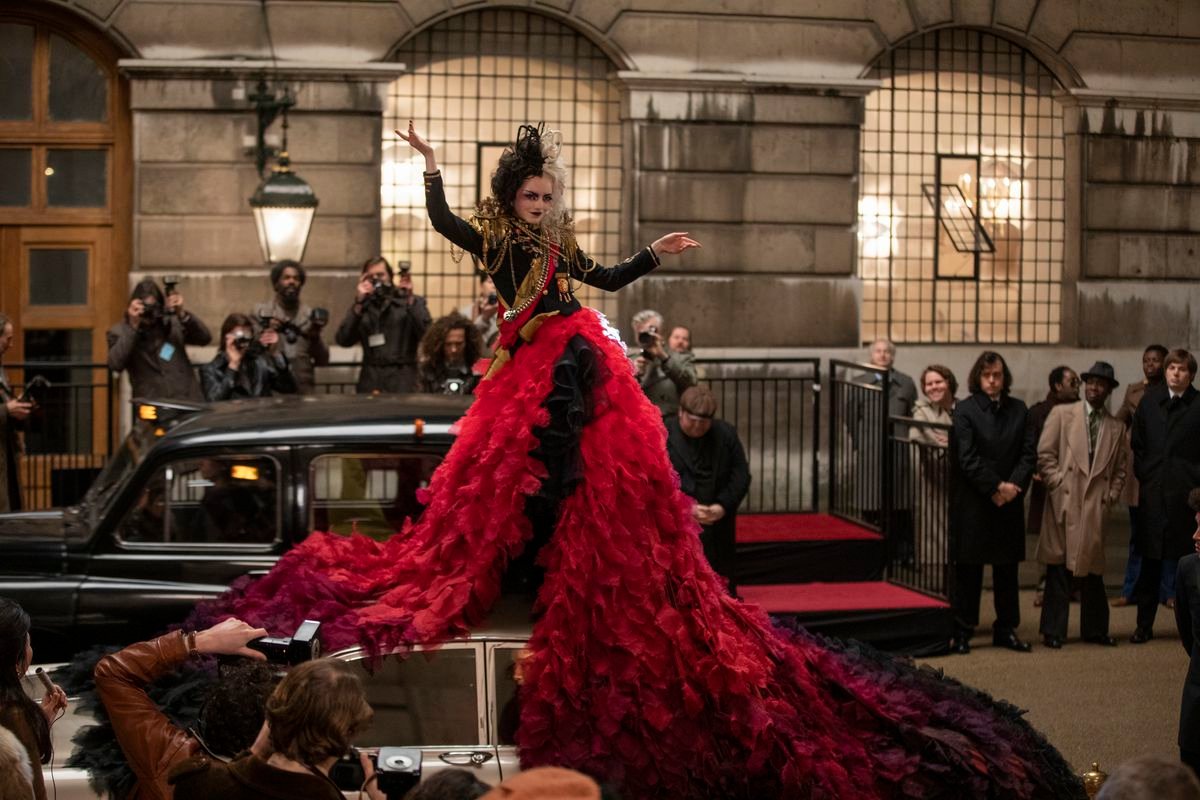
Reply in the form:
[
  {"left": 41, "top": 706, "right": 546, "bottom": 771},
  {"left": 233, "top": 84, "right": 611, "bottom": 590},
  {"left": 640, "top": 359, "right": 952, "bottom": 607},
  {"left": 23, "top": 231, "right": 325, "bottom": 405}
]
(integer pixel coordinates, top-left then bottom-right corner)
[
  {"left": 486, "top": 292, "right": 498, "bottom": 306},
  {"left": 441, "top": 377, "right": 466, "bottom": 395},
  {"left": 332, "top": 747, "right": 421, "bottom": 799},
  {"left": 310, "top": 307, "right": 329, "bottom": 326},
  {"left": 231, "top": 332, "right": 254, "bottom": 352},
  {"left": 369, "top": 276, "right": 395, "bottom": 302},
  {"left": 162, "top": 275, "right": 181, "bottom": 315},
  {"left": 637, "top": 325, "right": 658, "bottom": 349},
  {"left": 247, "top": 620, "right": 322, "bottom": 665}
]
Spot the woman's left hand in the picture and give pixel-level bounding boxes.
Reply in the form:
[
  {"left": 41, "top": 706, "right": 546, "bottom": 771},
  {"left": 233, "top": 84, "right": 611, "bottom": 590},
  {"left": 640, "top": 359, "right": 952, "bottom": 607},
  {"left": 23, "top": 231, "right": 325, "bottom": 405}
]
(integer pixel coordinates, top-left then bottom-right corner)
[
  {"left": 40, "top": 683, "right": 68, "bottom": 724},
  {"left": 651, "top": 232, "right": 701, "bottom": 257}
]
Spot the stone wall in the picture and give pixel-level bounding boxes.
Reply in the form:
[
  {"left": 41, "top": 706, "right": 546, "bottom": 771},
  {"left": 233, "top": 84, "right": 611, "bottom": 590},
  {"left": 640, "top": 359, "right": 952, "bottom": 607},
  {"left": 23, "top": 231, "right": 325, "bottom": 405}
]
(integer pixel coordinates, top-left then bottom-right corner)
[{"left": 28, "top": 0, "right": 1200, "bottom": 350}]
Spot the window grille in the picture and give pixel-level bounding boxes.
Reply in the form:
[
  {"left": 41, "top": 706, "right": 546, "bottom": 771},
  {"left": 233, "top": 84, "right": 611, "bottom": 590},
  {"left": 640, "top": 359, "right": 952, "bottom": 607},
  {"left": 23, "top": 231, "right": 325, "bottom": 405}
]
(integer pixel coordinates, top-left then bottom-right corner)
[
  {"left": 383, "top": 10, "right": 622, "bottom": 319},
  {"left": 859, "top": 29, "right": 1065, "bottom": 344}
]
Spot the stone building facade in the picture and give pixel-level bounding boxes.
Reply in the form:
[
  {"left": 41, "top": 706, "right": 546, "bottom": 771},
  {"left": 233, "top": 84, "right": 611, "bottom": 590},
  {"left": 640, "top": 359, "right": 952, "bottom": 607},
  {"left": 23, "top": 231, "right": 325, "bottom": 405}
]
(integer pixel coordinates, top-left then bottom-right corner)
[{"left": 2, "top": 0, "right": 1199, "bottom": 396}]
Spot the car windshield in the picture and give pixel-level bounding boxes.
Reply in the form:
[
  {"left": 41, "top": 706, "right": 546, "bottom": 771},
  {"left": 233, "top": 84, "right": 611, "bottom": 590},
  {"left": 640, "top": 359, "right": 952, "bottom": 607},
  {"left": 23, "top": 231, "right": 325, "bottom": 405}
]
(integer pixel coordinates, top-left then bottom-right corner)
[{"left": 84, "top": 425, "right": 153, "bottom": 517}]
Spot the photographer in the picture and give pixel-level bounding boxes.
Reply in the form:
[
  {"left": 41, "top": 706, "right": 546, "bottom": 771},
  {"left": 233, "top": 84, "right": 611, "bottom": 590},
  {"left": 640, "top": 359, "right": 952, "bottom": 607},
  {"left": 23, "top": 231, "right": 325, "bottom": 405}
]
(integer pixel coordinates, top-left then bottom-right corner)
[
  {"left": 200, "top": 314, "right": 298, "bottom": 402},
  {"left": 458, "top": 273, "right": 500, "bottom": 354},
  {"left": 417, "top": 312, "right": 483, "bottom": 395},
  {"left": 252, "top": 260, "right": 330, "bottom": 395},
  {"left": 631, "top": 309, "right": 696, "bottom": 419},
  {"left": 169, "top": 658, "right": 374, "bottom": 800},
  {"left": 93, "top": 617, "right": 274, "bottom": 800},
  {"left": 335, "top": 257, "right": 431, "bottom": 394},
  {"left": 107, "top": 278, "right": 211, "bottom": 402},
  {"left": 0, "top": 314, "right": 30, "bottom": 513}
]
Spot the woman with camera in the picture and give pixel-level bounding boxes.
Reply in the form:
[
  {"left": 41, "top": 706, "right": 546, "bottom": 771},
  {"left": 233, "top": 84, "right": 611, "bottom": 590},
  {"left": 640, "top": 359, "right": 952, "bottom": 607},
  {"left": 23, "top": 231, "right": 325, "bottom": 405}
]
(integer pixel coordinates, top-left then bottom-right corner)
[
  {"left": 0, "top": 597, "right": 68, "bottom": 800},
  {"left": 200, "top": 313, "right": 298, "bottom": 402}
]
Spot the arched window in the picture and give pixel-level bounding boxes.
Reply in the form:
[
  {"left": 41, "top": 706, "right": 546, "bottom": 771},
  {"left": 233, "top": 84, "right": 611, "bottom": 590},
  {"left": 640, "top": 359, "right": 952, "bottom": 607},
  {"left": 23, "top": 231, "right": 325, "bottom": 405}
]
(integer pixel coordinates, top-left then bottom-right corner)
[
  {"left": 382, "top": 10, "right": 622, "bottom": 318},
  {"left": 859, "top": 29, "right": 1064, "bottom": 344}
]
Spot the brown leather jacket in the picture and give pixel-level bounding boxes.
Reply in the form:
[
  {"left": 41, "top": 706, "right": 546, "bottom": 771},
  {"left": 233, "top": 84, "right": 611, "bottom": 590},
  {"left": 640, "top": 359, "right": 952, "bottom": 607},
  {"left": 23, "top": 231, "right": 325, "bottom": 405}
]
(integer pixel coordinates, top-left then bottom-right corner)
[
  {"left": 93, "top": 631, "right": 201, "bottom": 800},
  {"left": 169, "top": 752, "right": 344, "bottom": 800}
]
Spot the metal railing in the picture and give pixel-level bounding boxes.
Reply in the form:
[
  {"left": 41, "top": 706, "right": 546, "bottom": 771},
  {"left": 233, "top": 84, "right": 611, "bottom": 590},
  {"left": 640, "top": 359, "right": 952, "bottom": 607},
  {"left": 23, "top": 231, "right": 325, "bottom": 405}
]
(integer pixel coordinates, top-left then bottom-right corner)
[
  {"left": 5, "top": 362, "right": 115, "bottom": 510},
  {"left": 697, "top": 357, "right": 820, "bottom": 513},
  {"left": 318, "top": 357, "right": 822, "bottom": 513},
  {"left": 888, "top": 416, "right": 953, "bottom": 599},
  {"left": 828, "top": 359, "right": 890, "bottom": 531}
]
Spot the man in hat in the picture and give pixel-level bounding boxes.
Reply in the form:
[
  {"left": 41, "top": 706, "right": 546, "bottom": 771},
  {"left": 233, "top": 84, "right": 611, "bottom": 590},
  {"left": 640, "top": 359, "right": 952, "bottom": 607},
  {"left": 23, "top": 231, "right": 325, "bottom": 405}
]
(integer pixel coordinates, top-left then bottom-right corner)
[{"left": 1035, "top": 361, "right": 1126, "bottom": 648}]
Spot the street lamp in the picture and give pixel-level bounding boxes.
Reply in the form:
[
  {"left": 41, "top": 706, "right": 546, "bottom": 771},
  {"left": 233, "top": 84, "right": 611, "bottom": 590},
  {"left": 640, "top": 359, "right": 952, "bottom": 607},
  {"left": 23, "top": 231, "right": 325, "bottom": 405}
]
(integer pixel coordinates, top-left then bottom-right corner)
[
  {"left": 248, "top": 82, "right": 318, "bottom": 264},
  {"left": 249, "top": 150, "right": 319, "bottom": 263}
]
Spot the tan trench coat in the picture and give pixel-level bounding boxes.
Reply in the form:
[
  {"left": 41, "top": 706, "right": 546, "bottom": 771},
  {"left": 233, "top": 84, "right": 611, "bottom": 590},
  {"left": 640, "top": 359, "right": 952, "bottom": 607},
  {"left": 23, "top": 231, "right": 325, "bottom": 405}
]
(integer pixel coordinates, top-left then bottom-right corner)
[{"left": 1036, "top": 401, "right": 1127, "bottom": 576}]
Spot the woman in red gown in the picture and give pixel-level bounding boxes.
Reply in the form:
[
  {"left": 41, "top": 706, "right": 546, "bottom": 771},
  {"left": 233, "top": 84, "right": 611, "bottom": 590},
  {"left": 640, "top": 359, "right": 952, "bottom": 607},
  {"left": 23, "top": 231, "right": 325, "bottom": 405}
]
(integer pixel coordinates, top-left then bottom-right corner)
[{"left": 192, "top": 123, "right": 1083, "bottom": 799}]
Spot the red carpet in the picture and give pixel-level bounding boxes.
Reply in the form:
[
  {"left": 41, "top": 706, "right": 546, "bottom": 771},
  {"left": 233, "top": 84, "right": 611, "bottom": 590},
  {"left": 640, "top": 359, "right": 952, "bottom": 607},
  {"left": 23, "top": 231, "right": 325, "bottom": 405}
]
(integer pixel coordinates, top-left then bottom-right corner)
[
  {"left": 737, "top": 513, "right": 882, "bottom": 544},
  {"left": 740, "top": 582, "right": 949, "bottom": 613}
]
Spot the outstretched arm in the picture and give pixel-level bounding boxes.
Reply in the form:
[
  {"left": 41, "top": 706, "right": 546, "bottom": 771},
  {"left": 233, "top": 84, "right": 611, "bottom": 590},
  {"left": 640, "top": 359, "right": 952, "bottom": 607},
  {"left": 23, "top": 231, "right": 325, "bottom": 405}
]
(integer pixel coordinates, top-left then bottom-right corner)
[
  {"left": 575, "top": 232, "right": 701, "bottom": 292},
  {"left": 400, "top": 122, "right": 484, "bottom": 256}
]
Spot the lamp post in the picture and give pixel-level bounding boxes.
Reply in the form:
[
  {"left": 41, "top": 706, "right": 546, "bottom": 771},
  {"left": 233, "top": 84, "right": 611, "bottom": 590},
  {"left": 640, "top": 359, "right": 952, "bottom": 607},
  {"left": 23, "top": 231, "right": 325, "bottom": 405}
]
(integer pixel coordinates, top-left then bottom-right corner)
[{"left": 248, "top": 83, "right": 318, "bottom": 264}]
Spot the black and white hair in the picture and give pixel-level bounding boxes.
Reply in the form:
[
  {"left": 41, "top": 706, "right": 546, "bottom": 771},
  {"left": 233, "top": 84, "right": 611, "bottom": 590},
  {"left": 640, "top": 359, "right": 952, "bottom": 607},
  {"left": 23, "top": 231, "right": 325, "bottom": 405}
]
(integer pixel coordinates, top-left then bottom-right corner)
[
  {"left": 631, "top": 309, "right": 663, "bottom": 330},
  {"left": 490, "top": 124, "right": 569, "bottom": 227}
]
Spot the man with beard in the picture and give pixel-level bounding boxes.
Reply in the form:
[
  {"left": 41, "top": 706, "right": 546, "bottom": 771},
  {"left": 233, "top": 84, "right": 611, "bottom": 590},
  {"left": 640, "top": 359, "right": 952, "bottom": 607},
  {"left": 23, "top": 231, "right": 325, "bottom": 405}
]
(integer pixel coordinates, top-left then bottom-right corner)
[
  {"left": 107, "top": 278, "right": 211, "bottom": 401},
  {"left": 252, "top": 260, "right": 330, "bottom": 394},
  {"left": 336, "top": 257, "right": 432, "bottom": 394}
]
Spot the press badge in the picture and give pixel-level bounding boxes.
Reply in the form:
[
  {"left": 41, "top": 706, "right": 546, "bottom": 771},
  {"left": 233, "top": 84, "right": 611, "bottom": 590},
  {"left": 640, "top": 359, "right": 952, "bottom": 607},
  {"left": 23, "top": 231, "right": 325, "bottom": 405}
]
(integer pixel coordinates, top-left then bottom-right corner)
[
  {"left": 368, "top": 333, "right": 386, "bottom": 348},
  {"left": 157, "top": 342, "right": 176, "bottom": 361}
]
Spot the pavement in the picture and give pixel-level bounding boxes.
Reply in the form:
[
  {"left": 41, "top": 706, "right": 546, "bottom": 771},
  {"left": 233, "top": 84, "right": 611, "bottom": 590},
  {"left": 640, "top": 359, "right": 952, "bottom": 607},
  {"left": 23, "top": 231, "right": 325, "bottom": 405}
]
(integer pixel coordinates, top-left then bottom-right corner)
[{"left": 919, "top": 587, "right": 1187, "bottom": 776}]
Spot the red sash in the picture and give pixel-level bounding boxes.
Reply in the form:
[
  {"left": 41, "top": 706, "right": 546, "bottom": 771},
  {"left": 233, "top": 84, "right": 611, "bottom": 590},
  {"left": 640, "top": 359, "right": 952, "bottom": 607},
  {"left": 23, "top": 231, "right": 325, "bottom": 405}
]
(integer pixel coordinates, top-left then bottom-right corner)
[{"left": 495, "top": 245, "right": 557, "bottom": 352}]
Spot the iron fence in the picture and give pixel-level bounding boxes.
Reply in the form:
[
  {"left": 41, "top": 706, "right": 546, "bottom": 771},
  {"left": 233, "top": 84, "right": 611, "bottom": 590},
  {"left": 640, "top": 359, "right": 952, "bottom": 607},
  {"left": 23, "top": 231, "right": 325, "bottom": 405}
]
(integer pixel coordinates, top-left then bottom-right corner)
[
  {"left": 5, "top": 362, "right": 115, "bottom": 510},
  {"left": 888, "top": 416, "right": 953, "bottom": 599},
  {"left": 318, "top": 357, "right": 822, "bottom": 513},
  {"left": 828, "top": 359, "right": 889, "bottom": 531}
]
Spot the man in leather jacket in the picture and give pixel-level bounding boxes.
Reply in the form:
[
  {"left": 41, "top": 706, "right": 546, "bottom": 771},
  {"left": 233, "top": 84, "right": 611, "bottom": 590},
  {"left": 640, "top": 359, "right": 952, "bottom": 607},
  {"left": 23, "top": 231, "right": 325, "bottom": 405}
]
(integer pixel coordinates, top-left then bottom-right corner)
[{"left": 93, "top": 618, "right": 272, "bottom": 800}]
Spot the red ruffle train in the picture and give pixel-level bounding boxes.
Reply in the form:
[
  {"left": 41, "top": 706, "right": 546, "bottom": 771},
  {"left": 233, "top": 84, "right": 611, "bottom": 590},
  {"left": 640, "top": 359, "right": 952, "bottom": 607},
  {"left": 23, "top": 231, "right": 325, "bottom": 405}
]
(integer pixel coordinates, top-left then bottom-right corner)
[{"left": 191, "top": 309, "right": 1083, "bottom": 799}]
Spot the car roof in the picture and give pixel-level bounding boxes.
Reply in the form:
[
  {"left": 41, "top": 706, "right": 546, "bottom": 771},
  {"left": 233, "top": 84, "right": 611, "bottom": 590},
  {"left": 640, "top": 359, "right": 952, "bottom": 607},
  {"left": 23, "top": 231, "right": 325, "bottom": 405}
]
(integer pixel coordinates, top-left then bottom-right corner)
[{"left": 154, "top": 394, "right": 473, "bottom": 448}]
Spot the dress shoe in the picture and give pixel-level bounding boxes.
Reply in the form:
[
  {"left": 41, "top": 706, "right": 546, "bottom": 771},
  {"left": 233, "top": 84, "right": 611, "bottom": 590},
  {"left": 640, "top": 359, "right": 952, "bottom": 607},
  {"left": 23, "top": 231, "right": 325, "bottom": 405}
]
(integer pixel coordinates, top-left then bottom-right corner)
[
  {"left": 1083, "top": 635, "right": 1118, "bottom": 647},
  {"left": 1110, "top": 596, "right": 1131, "bottom": 607},
  {"left": 993, "top": 631, "right": 1033, "bottom": 652},
  {"left": 1042, "top": 635, "right": 1063, "bottom": 649},
  {"left": 949, "top": 636, "right": 971, "bottom": 655},
  {"left": 1130, "top": 627, "right": 1154, "bottom": 644}
]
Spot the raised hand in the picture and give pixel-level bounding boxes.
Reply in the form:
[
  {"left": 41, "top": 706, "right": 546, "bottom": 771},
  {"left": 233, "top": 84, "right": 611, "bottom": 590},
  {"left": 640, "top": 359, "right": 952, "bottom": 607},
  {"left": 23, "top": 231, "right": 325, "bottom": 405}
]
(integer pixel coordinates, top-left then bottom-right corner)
[
  {"left": 397, "top": 120, "right": 437, "bottom": 173},
  {"left": 194, "top": 617, "right": 270, "bottom": 660},
  {"left": 651, "top": 232, "right": 702, "bottom": 257}
]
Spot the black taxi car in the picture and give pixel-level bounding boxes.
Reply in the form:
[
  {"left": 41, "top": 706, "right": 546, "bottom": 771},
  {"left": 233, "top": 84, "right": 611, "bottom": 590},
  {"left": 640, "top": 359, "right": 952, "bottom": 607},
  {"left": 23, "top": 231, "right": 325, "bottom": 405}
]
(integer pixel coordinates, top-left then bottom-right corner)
[{"left": 1, "top": 393, "right": 471, "bottom": 654}]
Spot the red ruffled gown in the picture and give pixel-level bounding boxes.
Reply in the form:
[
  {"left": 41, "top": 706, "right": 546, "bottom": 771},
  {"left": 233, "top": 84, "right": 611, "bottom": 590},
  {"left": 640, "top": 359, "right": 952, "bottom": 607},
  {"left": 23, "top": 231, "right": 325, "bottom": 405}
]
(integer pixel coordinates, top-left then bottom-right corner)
[{"left": 190, "top": 175, "right": 1083, "bottom": 799}]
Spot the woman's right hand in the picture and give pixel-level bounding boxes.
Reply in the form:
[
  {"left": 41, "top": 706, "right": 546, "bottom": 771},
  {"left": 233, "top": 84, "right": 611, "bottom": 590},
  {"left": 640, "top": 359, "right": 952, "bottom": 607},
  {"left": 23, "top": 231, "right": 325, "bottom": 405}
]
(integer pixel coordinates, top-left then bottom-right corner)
[
  {"left": 195, "top": 617, "right": 270, "bottom": 659},
  {"left": 223, "top": 333, "right": 243, "bottom": 369},
  {"left": 39, "top": 683, "right": 68, "bottom": 724},
  {"left": 397, "top": 120, "right": 437, "bottom": 173}
]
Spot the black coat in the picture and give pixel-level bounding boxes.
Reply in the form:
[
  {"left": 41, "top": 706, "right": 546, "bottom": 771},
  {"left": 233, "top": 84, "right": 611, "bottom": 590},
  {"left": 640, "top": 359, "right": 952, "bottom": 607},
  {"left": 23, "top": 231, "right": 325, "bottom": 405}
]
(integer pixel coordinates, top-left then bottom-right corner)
[
  {"left": 1132, "top": 384, "right": 1200, "bottom": 560},
  {"left": 666, "top": 416, "right": 751, "bottom": 583},
  {"left": 106, "top": 314, "right": 211, "bottom": 401},
  {"left": 199, "top": 352, "right": 298, "bottom": 402},
  {"left": 950, "top": 392, "right": 1036, "bottom": 564},
  {"left": 1176, "top": 554, "right": 1200, "bottom": 753},
  {"left": 334, "top": 294, "right": 432, "bottom": 394}
]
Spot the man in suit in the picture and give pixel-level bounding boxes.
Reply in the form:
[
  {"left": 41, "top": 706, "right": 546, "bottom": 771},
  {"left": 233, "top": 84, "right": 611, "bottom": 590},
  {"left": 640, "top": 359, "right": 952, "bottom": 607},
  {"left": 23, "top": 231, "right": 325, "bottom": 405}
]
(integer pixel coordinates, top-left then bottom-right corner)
[
  {"left": 1131, "top": 349, "right": 1200, "bottom": 643},
  {"left": 1173, "top": 488, "right": 1200, "bottom": 778},
  {"left": 0, "top": 313, "right": 32, "bottom": 513},
  {"left": 949, "top": 351, "right": 1037, "bottom": 653},
  {"left": 666, "top": 386, "right": 751, "bottom": 594},
  {"left": 1114, "top": 344, "right": 1169, "bottom": 607},
  {"left": 1035, "top": 362, "right": 1126, "bottom": 648}
]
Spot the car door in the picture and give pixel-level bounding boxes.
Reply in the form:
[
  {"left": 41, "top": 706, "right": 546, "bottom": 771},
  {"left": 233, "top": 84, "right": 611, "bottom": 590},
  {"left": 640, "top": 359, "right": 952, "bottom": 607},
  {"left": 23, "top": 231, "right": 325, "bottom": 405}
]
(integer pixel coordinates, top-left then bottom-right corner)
[
  {"left": 77, "top": 447, "right": 289, "bottom": 643},
  {"left": 335, "top": 642, "right": 503, "bottom": 787},
  {"left": 486, "top": 641, "right": 527, "bottom": 781}
]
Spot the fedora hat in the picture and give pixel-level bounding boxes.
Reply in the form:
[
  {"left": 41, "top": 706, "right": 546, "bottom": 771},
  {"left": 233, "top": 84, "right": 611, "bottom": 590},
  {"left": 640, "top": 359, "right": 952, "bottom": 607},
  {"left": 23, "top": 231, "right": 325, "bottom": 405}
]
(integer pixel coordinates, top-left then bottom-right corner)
[{"left": 1081, "top": 361, "right": 1119, "bottom": 388}]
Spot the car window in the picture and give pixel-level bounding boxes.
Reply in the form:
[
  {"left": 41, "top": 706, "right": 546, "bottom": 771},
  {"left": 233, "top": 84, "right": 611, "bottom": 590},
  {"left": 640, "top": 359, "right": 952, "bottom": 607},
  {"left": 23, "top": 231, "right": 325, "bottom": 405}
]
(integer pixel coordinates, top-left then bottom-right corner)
[
  {"left": 491, "top": 646, "right": 525, "bottom": 746},
  {"left": 117, "top": 454, "right": 279, "bottom": 545},
  {"left": 344, "top": 647, "right": 482, "bottom": 746},
  {"left": 309, "top": 453, "right": 440, "bottom": 540}
]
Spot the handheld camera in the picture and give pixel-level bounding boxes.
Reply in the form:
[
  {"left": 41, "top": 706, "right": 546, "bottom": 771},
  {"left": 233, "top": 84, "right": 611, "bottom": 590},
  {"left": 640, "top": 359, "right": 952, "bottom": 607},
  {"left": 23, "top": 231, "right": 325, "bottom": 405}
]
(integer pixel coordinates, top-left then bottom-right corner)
[{"left": 247, "top": 619, "right": 322, "bottom": 665}]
